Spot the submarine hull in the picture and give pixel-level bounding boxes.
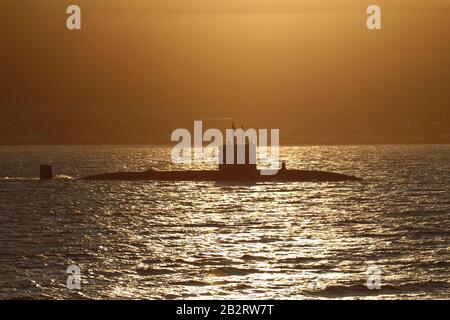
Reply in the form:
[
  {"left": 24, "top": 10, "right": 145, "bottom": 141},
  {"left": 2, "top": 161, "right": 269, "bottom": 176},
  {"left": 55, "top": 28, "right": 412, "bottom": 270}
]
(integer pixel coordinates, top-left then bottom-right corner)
[{"left": 81, "top": 169, "right": 361, "bottom": 182}]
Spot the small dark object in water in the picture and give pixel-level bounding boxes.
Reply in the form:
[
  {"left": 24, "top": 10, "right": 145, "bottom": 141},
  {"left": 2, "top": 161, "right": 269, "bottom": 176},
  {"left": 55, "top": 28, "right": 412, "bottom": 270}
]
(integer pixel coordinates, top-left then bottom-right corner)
[{"left": 40, "top": 164, "right": 53, "bottom": 180}]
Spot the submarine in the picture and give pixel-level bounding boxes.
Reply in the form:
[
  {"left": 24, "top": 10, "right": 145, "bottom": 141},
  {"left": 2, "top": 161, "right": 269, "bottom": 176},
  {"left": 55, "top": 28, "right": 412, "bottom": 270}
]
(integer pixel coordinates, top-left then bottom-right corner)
[{"left": 80, "top": 139, "right": 361, "bottom": 182}]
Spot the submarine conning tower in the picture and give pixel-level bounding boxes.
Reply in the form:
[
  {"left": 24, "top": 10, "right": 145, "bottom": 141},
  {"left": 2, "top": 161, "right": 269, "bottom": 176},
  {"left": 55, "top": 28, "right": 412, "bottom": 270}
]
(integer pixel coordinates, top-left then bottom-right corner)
[{"left": 218, "top": 124, "right": 257, "bottom": 176}]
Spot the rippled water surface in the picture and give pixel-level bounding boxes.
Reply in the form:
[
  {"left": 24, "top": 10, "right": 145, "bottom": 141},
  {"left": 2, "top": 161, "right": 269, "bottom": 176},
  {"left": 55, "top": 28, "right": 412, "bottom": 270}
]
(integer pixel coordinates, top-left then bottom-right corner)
[{"left": 0, "top": 145, "right": 449, "bottom": 299}]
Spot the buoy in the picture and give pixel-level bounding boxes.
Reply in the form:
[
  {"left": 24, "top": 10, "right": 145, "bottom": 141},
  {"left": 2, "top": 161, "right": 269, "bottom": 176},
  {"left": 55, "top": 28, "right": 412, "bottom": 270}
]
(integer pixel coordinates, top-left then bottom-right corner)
[{"left": 40, "top": 164, "right": 53, "bottom": 180}]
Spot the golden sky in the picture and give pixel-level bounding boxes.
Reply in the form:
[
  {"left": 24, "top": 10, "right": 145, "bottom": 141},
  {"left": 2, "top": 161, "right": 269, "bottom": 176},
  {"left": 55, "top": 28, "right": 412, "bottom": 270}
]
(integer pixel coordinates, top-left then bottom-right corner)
[{"left": 1, "top": 0, "right": 449, "bottom": 143}]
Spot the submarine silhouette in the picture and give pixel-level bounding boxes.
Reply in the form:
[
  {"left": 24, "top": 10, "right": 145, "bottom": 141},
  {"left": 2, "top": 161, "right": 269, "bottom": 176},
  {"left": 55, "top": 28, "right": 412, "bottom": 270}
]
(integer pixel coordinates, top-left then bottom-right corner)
[{"left": 81, "top": 139, "right": 361, "bottom": 182}]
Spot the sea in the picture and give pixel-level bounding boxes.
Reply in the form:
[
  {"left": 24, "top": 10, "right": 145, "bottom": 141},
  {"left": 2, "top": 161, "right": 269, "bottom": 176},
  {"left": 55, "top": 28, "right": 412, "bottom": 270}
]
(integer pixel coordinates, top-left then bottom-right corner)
[{"left": 0, "top": 145, "right": 448, "bottom": 299}]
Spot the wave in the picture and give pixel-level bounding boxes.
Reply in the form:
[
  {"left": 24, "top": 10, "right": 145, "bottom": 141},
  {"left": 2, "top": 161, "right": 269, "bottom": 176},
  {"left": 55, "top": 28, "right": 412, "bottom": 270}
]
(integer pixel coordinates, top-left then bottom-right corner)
[
  {"left": 310, "top": 280, "right": 450, "bottom": 297},
  {"left": 55, "top": 175, "right": 75, "bottom": 180},
  {"left": 385, "top": 209, "right": 450, "bottom": 217},
  {"left": 277, "top": 257, "right": 320, "bottom": 264},
  {"left": 135, "top": 267, "right": 176, "bottom": 276},
  {"left": 0, "top": 177, "right": 39, "bottom": 181},
  {"left": 172, "top": 280, "right": 209, "bottom": 287},
  {"left": 241, "top": 254, "right": 270, "bottom": 261},
  {"left": 209, "top": 266, "right": 261, "bottom": 277},
  {"left": 0, "top": 175, "right": 75, "bottom": 181}
]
